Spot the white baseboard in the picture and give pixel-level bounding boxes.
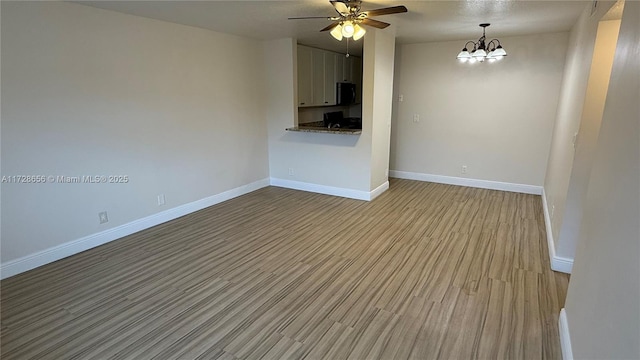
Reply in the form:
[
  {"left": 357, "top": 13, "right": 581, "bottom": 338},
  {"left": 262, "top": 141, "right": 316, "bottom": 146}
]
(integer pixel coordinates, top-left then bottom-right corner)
[
  {"left": 370, "top": 181, "right": 389, "bottom": 201},
  {"left": 542, "top": 188, "right": 574, "bottom": 274},
  {"left": 269, "top": 178, "right": 388, "bottom": 201},
  {"left": 389, "top": 170, "right": 543, "bottom": 195},
  {"left": 0, "top": 178, "right": 270, "bottom": 280},
  {"left": 559, "top": 308, "right": 574, "bottom": 360}
]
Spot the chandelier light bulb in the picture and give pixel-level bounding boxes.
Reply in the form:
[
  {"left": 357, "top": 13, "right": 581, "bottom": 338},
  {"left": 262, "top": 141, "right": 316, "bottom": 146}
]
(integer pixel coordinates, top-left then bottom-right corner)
[
  {"left": 473, "top": 48, "right": 487, "bottom": 59},
  {"left": 330, "top": 24, "right": 344, "bottom": 41},
  {"left": 492, "top": 45, "right": 507, "bottom": 57},
  {"left": 342, "top": 21, "right": 355, "bottom": 38},
  {"left": 456, "top": 48, "right": 471, "bottom": 61},
  {"left": 352, "top": 24, "right": 366, "bottom": 41}
]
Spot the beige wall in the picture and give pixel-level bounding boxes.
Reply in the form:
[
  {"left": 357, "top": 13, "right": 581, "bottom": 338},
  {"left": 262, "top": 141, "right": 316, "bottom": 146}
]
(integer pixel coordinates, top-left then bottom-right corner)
[
  {"left": 390, "top": 32, "right": 568, "bottom": 186},
  {"left": 543, "top": 2, "right": 616, "bottom": 258},
  {"left": 1, "top": 2, "right": 269, "bottom": 263},
  {"left": 564, "top": 2, "right": 639, "bottom": 357},
  {"left": 556, "top": 19, "right": 621, "bottom": 260},
  {"left": 365, "top": 29, "right": 396, "bottom": 190}
]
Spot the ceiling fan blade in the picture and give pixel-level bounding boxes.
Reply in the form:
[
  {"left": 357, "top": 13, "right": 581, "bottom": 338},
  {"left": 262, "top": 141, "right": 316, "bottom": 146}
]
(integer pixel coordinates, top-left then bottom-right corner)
[
  {"left": 320, "top": 22, "right": 341, "bottom": 32},
  {"left": 288, "top": 16, "right": 332, "bottom": 20},
  {"left": 330, "top": 1, "right": 350, "bottom": 15},
  {"left": 360, "top": 18, "right": 391, "bottom": 29},
  {"left": 364, "top": 5, "right": 408, "bottom": 17}
]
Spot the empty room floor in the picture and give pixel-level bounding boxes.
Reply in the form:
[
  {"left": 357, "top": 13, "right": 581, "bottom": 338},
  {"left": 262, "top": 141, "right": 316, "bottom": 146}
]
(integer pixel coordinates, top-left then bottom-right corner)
[{"left": 0, "top": 179, "right": 569, "bottom": 359}]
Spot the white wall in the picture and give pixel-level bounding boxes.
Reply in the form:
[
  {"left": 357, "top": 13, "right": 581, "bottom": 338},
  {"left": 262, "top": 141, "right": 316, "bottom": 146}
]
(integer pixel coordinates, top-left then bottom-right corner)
[
  {"left": 556, "top": 19, "right": 620, "bottom": 261},
  {"left": 390, "top": 32, "right": 568, "bottom": 187},
  {"left": 365, "top": 29, "right": 396, "bottom": 190},
  {"left": 543, "top": 2, "right": 615, "bottom": 259},
  {"left": 1, "top": 2, "right": 268, "bottom": 264},
  {"left": 563, "top": 2, "right": 639, "bottom": 357}
]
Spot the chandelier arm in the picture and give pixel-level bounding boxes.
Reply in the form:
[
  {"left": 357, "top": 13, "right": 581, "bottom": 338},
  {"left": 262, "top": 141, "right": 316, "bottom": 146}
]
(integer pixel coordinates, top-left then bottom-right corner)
[
  {"left": 464, "top": 41, "right": 477, "bottom": 50},
  {"left": 487, "top": 39, "right": 501, "bottom": 49}
]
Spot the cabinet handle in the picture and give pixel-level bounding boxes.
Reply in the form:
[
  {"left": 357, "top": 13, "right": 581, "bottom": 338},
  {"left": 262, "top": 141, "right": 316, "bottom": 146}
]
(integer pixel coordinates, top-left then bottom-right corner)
[
  {"left": 300, "top": 102, "right": 305, "bottom": 105},
  {"left": 324, "top": 102, "right": 328, "bottom": 104}
]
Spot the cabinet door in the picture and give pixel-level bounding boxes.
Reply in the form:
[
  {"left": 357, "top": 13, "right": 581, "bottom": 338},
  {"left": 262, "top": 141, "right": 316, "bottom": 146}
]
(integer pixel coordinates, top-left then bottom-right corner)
[
  {"left": 297, "top": 46, "right": 313, "bottom": 107},
  {"left": 312, "top": 48, "right": 325, "bottom": 106},
  {"left": 323, "top": 52, "right": 337, "bottom": 105},
  {"left": 334, "top": 53, "right": 344, "bottom": 85},
  {"left": 352, "top": 57, "right": 362, "bottom": 104},
  {"left": 343, "top": 56, "right": 353, "bottom": 83}
]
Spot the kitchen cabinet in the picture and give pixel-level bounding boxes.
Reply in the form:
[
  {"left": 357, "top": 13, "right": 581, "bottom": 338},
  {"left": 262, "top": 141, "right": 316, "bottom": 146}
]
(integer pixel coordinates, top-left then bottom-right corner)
[
  {"left": 297, "top": 45, "right": 313, "bottom": 107},
  {"left": 323, "top": 52, "right": 336, "bottom": 105},
  {"left": 338, "top": 56, "right": 362, "bottom": 103},
  {"left": 312, "top": 48, "right": 325, "bottom": 106},
  {"left": 297, "top": 45, "right": 362, "bottom": 107},
  {"left": 352, "top": 58, "right": 362, "bottom": 104},
  {"left": 334, "top": 53, "right": 344, "bottom": 85},
  {"left": 341, "top": 56, "right": 353, "bottom": 83}
]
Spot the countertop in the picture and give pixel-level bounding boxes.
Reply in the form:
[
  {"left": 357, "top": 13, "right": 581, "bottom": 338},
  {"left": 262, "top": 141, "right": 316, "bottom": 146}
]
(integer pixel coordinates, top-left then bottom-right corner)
[
  {"left": 286, "top": 126, "right": 362, "bottom": 135},
  {"left": 287, "top": 121, "right": 361, "bottom": 135}
]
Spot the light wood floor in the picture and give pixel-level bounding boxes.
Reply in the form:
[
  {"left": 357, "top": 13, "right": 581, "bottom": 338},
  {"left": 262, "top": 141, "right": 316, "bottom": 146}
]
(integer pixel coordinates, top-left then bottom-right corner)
[{"left": 1, "top": 179, "right": 569, "bottom": 359}]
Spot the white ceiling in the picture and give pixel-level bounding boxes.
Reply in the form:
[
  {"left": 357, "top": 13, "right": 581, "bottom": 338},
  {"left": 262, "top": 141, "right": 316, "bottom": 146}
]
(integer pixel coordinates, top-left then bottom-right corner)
[{"left": 77, "top": 0, "right": 590, "bottom": 55}]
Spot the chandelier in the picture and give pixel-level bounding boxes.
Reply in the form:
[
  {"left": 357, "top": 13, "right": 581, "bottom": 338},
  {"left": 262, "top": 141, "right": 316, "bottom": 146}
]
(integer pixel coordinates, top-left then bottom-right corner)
[{"left": 456, "top": 23, "right": 507, "bottom": 63}]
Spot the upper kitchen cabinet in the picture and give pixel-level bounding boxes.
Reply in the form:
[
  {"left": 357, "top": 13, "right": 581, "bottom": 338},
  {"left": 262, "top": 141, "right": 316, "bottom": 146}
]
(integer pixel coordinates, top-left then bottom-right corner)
[
  {"left": 334, "top": 53, "right": 344, "bottom": 85},
  {"left": 311, "top": 49, "right": 326, "bottom": 106},
  {"left": 352, "top": 59, "right": 362, "bottom": 104},
  {"left": 323, "top": 52, "right": 336, "bottom": 106},
  {"left": 297, "top": 44, "right": 362, "bottom": 108},
  {"left": 297, "top": 45, "right": 313, "bottom": 107},
  {"left": 340, "top": 56, "right": 354, "bottom": 83}
]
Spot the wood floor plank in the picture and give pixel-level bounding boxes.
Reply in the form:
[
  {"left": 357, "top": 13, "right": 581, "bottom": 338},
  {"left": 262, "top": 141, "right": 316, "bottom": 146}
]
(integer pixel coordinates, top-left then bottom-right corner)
[{"left": 0, "top": 179, "right": 569, "bottom": 359}]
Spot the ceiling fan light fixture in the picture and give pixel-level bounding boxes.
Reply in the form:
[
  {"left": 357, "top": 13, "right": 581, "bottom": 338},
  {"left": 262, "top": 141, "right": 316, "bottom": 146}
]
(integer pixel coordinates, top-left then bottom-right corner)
[
  {"left": 342, "top": 20, "right": 355, "bottom": 38},
  {"left": 330, "top": 24, "right": 344, "bottom": 41},
  {"left": 352, "top": 23, "right": 366, "bottom": 40}
]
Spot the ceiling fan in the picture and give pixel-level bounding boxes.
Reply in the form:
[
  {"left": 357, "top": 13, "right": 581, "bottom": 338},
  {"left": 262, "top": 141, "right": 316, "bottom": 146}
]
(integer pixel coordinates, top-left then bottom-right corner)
[{"left": 289, "top": 0, "right": 408, "bottom": 41}]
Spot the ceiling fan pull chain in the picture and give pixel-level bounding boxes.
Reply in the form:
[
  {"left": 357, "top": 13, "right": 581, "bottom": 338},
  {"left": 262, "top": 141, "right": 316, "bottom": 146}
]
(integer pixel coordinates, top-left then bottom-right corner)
[{"left": 346, "top": 37, "right": 350, "bottom": 58}]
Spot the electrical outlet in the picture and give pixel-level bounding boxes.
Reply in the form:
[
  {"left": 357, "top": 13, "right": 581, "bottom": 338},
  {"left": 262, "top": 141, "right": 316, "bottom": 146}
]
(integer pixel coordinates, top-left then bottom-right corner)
[
  {"left": 99, "top": 211, "right": 109, "bottom": 224},
  {"left": 288, "top": 168, "right": 294, "bottom": 176},
  {"left": 413, "top": 114, "right": 420, "bottom": 123},
  {"left": 461, "top": 165, "right": 468, "bottom": 174},
  {"left": 551, "top": 205, "right": 555, "bottom": 219},
  {"left": 157, "top": 194, "right": 166, "bottom": 206},
  {"left": 399, "top": 94, "right": 404, "bottom": 102}
]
